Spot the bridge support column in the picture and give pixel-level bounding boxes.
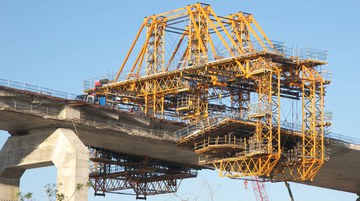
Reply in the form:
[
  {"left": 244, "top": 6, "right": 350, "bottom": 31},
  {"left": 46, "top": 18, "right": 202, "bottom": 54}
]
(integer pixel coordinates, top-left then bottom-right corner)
[{"left": 0, "top": 128, "right": 89, "bottom": 201}]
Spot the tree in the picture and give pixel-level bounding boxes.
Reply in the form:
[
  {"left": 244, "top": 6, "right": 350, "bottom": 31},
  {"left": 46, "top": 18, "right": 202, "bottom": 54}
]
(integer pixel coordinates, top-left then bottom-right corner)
[{"left": 18, "top": 182, "right": 91, "bottom": 201}]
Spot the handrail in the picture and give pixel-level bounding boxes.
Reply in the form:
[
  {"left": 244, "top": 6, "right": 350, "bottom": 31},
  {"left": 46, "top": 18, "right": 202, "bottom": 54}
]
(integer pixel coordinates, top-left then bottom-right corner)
[
  {"left": 176, "top": 115, "right": 360, "bottom": 145},
  {"left": 0, "top": 99, "right": 175, "bottom": 139},
  {"left": 195, "top": 135, "right": 245, "bottom": 150},
  {"left": 0, "top": 78, "right": 77, "bottom": 100},
  {"left": 325, "top": 132, "right": 360, "bottom": 145}
]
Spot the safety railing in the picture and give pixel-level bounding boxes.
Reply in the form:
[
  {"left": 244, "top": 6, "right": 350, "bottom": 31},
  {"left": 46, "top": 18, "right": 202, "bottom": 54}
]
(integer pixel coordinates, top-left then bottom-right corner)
[
  {"left": 251, "top": 40, "right": 287, "bottom": 55},
  {"left": 284, "top": 144, "right": 303, "bottom": 162},
  {"left": 176, "top": 114, "right": 302, "bottom": 138},
  {"left": 0, "top": 78, "right": 77, "bottom": 100},
  {"left": 175, "top": 116, "right": 224, "bottom": 137},
  {"left": 324, "top": 111, "right": 333, "bottom": 123},
  {"left": 175, "top": 110, "right": 360, "bottom": 147},
  {"left": 320, "top": 68, "right": 333, "bottom": 83},
  {"left": 246, "top": 139, "right": 269, "bottom": 155},
  {"left": 248, "top": 59, "right": 272, "bottom": 74},
  {"left": 325, "top": 132, "right": 360, "bottom": 145},
  {"left": 194, "top": 135, "right": 245, "bottom": 151},
  {"left": 276, "top": 120, "right": 360, "bottom": 145},
  {"left": 247, "top": 40, "right": 328, "bottom": 63},
  {"left": 298, "top": 47, "right": 327, "bottom": 62},
  {"left": 176, "top": 95, "right": 195, "bottom": 110},
  {"left": 0, "top": 98, "right": 174, "bottom": 138},
  {"left": 281, "top": 121, "right": 302, "bottom": 132},
  {"left": 83, "top": 72, "right": 116, "bottom": 90},
  {"left": 0, "top": 99, "right": 59, "bottom": 116},
  {"left": 249, "top": 102, "right": 272, "bottom": 118}
]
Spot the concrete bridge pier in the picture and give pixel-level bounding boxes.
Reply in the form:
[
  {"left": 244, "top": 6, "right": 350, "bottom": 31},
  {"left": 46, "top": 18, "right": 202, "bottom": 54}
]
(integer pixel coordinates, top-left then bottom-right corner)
[{"left": 0, "top": 128, "right": 89, "bottom": 201}]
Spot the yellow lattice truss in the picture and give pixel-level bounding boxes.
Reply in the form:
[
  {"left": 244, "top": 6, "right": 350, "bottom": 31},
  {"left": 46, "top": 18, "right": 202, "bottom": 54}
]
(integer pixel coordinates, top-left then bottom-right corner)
[{"left": 87, "top": 3, "right": 330, "bottom": 182}]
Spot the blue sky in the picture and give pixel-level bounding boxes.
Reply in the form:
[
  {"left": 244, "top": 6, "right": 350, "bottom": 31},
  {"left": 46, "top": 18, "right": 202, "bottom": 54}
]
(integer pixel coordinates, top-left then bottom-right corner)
[{"left": 1, "top": 0, "right": 360, "bottom": 200}]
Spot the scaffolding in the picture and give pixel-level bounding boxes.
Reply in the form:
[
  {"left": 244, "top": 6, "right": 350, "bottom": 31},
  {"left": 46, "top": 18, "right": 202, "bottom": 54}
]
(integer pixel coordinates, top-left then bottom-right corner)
[
  {"left": 89, "top": 147, "right": 198, "bottom": 199},
  {"left": 87, "top": 3, "right": 330, "bottom": 182}
]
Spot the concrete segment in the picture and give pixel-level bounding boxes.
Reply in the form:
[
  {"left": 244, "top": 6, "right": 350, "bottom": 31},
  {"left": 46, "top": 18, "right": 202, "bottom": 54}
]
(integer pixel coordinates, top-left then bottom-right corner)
[
  {"left": 311, "top": 140, "right": 360, "bottom": 194},
  {"left": 0, "top": 128, "right": 89, "bottom": 201},
  {"left": 58, "top": 105, "right": 81, "bottom": 120}
]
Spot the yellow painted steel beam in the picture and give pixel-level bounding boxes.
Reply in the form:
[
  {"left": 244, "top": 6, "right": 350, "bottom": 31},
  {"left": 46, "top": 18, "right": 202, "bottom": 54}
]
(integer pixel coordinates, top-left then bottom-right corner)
[
  {"left": 115, "top": 22, "right": 146, "bottom": 82},
  {"left": 227, "top": 15, "right": 247, "bottom": 51},
  {"left": 196, "top": 5, "right": 247, "bottom": 74},
  {"left": 238, "top": 13, "right": 268, "bottom": 51},
  {"left": 127, "top": 18, "right": 156, "bottom": 79},
  {"left": 250, "top": 15, "right": 274, "bottom": 49},
  {"left": 186, "top": 5, "right": 208, "bottom": 61},
  {"left": 206, "top": 6, "right": 245, "bottom": 55}
]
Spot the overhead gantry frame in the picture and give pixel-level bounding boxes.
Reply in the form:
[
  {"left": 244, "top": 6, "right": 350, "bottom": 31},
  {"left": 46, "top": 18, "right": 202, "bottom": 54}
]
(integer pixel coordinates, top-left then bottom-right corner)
[{"left": 87, "top": 2, "right": 330, "bottom": 183}]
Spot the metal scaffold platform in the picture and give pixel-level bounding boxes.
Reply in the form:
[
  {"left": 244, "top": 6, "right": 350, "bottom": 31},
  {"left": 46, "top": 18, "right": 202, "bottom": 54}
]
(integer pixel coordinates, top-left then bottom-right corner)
[
  {"left": 89, "top": 147, "right": 198, "bottom": 199},
  {"left": 86, "top": 2, "right": 331, "bottom": 187}
]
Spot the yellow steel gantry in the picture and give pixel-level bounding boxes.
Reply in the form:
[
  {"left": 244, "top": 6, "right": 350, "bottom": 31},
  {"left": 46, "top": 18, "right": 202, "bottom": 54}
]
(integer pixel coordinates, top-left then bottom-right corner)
[{"left": 87, "top": 3, "right": 331, "bottom": 182}]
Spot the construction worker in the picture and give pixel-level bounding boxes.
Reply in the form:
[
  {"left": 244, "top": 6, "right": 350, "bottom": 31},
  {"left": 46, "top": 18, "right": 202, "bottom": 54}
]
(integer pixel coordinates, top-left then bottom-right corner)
[{"left": 188, "top": 59, "right": 193, "bottom": 66}]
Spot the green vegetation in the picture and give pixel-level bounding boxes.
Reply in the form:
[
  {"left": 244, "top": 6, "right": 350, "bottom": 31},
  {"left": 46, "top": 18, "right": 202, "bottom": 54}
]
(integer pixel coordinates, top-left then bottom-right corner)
[{"left": 17, "top": 182, "right": 92, "bottom": 201}]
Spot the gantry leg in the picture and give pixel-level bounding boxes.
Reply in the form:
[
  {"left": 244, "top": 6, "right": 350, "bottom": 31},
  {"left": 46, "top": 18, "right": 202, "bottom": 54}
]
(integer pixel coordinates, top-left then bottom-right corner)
[
  {"left": 298, "top": 66, "right": 325, "bottom": 181},
  {"left": 212, "top": 59, "right": 281, "bottom": 178},
  {"left": 0, "top": 128, "right": 89, "bottom": 201}
]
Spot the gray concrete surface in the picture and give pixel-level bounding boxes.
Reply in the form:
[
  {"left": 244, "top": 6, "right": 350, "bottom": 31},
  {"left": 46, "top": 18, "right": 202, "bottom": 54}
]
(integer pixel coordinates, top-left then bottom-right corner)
[
  {"left": 0, "top": 128, "right": 89, "bottom": 201},
  {"left": 311, "top": 140, "right": 360, "bottom": 194}
]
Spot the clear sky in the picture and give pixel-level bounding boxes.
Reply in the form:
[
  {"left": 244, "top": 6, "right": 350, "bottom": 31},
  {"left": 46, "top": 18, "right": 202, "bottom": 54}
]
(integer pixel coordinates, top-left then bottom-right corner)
[{"left": 1, "top": 0, "right": 360, "bottom": 200}]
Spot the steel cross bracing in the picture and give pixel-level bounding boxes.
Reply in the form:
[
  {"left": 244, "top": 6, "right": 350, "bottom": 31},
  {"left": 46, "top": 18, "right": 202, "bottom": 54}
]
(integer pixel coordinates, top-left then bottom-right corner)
[
  {"left": 89, "top": 147, "right": 198, "bottom": 199},
  {"left": 87, "top": 3, "right": 331, "bottom": 182}
]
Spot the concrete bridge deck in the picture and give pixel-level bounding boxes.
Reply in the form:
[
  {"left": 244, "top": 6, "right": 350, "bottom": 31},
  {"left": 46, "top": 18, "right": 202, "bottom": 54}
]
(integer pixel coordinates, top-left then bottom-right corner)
[
  {"left": 0, "top": 85, "right": 359, "bottom": 196},
  {"left": 0, "top": 85, "right": 198, "bottom": 166}
]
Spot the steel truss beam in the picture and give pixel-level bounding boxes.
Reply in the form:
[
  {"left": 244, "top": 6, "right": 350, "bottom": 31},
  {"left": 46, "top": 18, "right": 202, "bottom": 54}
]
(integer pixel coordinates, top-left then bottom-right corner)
[{"left": 89, "top": 147, "right": 198, "bottom": 199}]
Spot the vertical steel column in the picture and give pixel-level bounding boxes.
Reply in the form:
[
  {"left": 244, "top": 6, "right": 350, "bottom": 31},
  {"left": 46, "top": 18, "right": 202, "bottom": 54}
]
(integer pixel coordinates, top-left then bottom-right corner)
[
  {"left": 146, "top": 17, "right": 166, "bottom": 75},
  {"left": 187, "top": 5, "right": 208, "bottom": 66},
  {"left": 299, "top": 65, "right": 325, "bottom": 181}
]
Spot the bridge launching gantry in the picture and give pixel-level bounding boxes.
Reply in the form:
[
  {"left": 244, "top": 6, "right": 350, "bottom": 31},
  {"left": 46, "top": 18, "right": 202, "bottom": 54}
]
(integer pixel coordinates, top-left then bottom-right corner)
[{"left": 87, "top": 3, "right": 331, "bottom": 183}]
